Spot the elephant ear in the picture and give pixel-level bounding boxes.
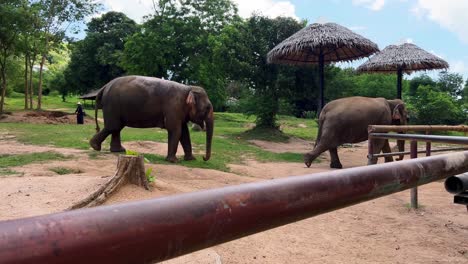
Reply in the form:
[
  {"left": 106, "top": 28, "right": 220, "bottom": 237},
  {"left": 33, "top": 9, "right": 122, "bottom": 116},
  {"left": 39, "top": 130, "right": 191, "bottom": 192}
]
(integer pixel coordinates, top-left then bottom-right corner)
[
  {"left": 186, "top": 91, "right": 195, "bottom": 106},
  {"left": 392, "top": 104, "right": 402, "bottom": 120}
]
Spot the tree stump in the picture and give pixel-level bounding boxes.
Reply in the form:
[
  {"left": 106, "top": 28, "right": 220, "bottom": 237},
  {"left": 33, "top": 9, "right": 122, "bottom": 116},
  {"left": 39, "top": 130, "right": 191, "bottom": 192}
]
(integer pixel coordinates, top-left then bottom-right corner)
[{"left": 68, "top": 154, "right": 150, "bottom": 210}]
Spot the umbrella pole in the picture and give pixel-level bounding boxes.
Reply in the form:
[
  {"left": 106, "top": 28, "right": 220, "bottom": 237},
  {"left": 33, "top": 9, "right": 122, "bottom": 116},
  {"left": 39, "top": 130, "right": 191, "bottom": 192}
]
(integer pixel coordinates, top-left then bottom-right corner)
[
  {"left": 397, "top": 68, "right": 403, "bottom": 99},
  {"left": 318, "top": 52, "right": 325, "bottom": 114}
]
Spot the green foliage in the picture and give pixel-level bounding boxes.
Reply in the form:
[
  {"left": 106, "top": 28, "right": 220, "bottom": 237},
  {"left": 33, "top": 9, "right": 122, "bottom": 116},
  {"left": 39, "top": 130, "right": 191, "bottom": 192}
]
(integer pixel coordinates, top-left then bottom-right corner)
[
  {"left": 409, "top": 74, "right": 436, "bottom": 96},
  {"left": 230, "top": 15, "right": 305, "bottom": 127},
  {"left": 0, "top": 168, "right": 21, "bottom": 176},
  {"left": 302, "top": 111, "right": 317, "bottom": 119},
  {"left": 0, "top": 151, "right": 70, "bottom": 168},
  {"left": 407, "top": 85, "right": 465, "bottom": 125},
  {"left": 49, "top": 167, "right": 82, "bottom": 175},
  {"left": 145, "top": 167, "right": 155, "bottom": 183},
  {"left": 125, "top": 149, "right": 139, "bottom": 156},
  {"left": 64, "top": 11, "right": 137, "bottom": 95},
  {"left": 437, "top": 71, "right": 464, "bottom": 99}
]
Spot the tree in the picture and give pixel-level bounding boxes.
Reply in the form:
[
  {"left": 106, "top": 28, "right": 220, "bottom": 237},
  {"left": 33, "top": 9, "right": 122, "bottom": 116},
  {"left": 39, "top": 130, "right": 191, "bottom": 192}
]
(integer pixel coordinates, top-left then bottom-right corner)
[
  {"left": 437, "top": 71, "right": 464, "bottom": 99},
  {"left": 64, "top": 11, "right": 137, "bottom": 95},
  {"left": 409, "top": 74, "right": 435, "bottom": 96},
  {"left": 407, "top": 85, "right": 465, "bottom": 125},
  {"left": 0, "top": 0, "right": 28, "bottom": 113},
  {"left": 121, "top": 0, "right": 238, "bottom": 109},
  {"left": 35, "top": 0, "right": 99, "bottom": 109},
  {"left": 17, "top": 1, "right": 44, "bottom": 109},
  {"left": 235, "top": 15, "right": 305, "bottom": 127}
]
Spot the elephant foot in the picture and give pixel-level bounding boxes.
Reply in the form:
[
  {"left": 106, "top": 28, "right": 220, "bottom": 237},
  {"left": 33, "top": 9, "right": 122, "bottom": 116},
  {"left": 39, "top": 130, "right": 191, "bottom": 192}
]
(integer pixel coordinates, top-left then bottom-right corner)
[
  {"left": 330, "top": 162, "right": 343, "bottom": 169},
  {"left": 184, "top": 155, "right": 196, "bottom": 161},
  {"left": 165, "top": 156, "right": 179, "bottom": 163},
  {"left": 110, "top": 146, "right": 126, "bottom": 153},
  {"left": 89, "top": 139, "right": 101, "bottom": 151}
]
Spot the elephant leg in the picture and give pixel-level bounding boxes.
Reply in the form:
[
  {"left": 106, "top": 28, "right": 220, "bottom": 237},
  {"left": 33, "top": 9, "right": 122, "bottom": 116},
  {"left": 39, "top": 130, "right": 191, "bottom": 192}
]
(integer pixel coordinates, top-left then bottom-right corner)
[
  {"left": 89, "top": 128, "right": 111, "bottom": 151},
  {"left": 110, "top": 129, "right": 125, "bottom": 152},
  {"left": 329, "top": 147, "right": 343, "bottom": 169},
  {"left": 166, "top": 127, "right": 182, "bottom": 163},
  {"left": 381, "top": 140, "right": 394, "bottom": 163},
  {"left": 304, "top": 143, "right": 329, "bottom": 168},
  {"left": 367, "top": 139, "right": 386, "bottom": 165},
  {"left": 180, "top": 123, "right": 195, "bottom": 161}
]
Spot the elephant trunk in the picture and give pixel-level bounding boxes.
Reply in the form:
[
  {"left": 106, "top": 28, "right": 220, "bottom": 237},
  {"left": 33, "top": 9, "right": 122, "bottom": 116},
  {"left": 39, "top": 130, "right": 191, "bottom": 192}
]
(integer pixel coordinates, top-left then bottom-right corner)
[{"left": 203, "top": 109, "right": 214, "bottom": 161}]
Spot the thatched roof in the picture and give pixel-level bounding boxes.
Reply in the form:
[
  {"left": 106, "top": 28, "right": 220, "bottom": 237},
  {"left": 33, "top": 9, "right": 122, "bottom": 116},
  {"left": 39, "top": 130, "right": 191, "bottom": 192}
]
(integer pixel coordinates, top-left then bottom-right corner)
[
  {"left": 79, "top": 89, "right": 100, "bottom": 100},
  {"left": 357, "top": 43, "right": 449, "bottom": 73},
  {"left": 267, "top": 22, "right": 379, "bottom": 65}
]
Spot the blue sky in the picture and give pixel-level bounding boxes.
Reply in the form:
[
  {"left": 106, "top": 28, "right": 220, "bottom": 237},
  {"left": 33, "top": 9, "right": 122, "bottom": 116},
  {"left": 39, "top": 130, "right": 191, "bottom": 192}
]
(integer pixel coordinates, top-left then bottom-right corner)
[{"left": 93, "top": 0, "right": 468, "bottom": 80}]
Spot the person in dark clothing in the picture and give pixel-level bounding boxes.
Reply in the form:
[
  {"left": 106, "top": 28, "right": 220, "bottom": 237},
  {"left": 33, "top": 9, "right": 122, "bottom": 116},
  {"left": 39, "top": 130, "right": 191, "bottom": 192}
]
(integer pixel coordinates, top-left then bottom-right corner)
[{"left": 75, "top": 102, "right": 84, "bottom": 124}]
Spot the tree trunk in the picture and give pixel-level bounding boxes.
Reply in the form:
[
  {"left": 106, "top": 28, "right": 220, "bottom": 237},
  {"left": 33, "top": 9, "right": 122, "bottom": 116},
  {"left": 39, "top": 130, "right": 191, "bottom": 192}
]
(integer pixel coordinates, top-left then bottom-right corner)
[
  {"left": 29, "top": 63, "right": 34, "bottom": 109},
  {"left": 37, "top": 54, "right": 46, "bottom": 110},
  {"left": 24, "top": 55, "right": 29, "bottom": 109},
  {"left": 0, "top": 70, "right": 6, "bottom": 114},
  {"left": 68, "top": 155, "right": 150, "bottom": 210}
]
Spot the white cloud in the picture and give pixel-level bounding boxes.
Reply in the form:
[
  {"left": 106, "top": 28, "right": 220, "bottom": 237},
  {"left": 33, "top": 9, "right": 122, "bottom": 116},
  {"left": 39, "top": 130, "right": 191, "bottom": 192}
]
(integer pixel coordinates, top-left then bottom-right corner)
[
  {"left": 232, "top": 0, "right": 298, "bottom": 20},
  {"left": 98, "top": 0, "right": 298, "bottom": 23},
  {"left": 352, "top": 0, "right": 386, "bottom": 11},
  {"left": 449, "top": 60, "right": 468, "bottom": 78},
  {"left": 99, "top": 0, "right": 153, "bottom": 23},
  {"left": 411, "top": 0, "right": 468, "bottom": 44}
]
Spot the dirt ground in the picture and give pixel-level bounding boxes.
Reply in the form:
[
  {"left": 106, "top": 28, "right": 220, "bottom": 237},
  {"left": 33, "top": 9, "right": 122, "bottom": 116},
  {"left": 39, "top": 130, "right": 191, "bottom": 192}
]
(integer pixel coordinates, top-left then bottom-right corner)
[{"left": 0, "top": 112, "right": 467, "bottom": 263}]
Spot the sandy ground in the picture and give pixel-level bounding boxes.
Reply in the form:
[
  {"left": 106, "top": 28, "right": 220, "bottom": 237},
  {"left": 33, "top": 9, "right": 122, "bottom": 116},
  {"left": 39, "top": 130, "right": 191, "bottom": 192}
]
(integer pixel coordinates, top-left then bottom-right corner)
[{"left": 0, "top": 112, "right": 467, "bottom": 263}]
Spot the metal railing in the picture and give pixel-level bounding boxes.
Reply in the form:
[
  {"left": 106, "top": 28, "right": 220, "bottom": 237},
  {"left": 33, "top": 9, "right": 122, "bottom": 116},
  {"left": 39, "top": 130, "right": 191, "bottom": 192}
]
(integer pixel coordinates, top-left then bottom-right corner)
[
  {"left": 0, "top": 151, "right": 467, "bottom": 264},
  {"left": 367, "top": 128, "right": 468, "bottom": 209},
  {"left": 368, "top": 125, "right": 468, "bottom": 133}
]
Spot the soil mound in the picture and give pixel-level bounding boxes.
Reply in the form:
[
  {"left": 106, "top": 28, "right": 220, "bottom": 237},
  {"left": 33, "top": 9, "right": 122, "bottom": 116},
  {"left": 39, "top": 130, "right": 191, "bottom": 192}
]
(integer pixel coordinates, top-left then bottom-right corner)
[{"left": 0, "top": 110, "right": 93, "bottom": 125}]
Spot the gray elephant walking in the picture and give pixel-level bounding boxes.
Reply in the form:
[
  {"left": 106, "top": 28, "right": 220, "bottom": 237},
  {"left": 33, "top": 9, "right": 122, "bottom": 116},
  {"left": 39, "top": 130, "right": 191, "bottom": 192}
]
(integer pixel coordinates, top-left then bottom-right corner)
[
  {"left": 89, "top": 76, "right": 214, "bottom": 163},
  {"left": 304, "top": 96, "right": 408, "bottom": 168}
]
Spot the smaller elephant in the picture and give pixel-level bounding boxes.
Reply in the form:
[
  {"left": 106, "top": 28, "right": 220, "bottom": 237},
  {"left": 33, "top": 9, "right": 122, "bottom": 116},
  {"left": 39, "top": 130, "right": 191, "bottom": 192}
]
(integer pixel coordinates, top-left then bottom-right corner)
[
  {"left": 89, "top": 76, "right": 214, "bottom": 163},
  {"left": 304, "top": 96, "right": 408, "bottom": 168}
]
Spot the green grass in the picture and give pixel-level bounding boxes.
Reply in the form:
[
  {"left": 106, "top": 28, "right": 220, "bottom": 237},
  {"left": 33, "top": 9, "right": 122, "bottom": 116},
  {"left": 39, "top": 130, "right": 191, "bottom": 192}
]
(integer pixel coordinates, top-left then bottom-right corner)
[
  {"left": 49, "top": 167, "right": 82, "bottom": 175},
  {"left": 0, "top": 168, "right": 21, "bottom": 176},
  {"left": 4, "top": 95, "right": 83, "bottom": 112},
  {"left": 0, "top": 151, "right": 71, "bottom": 168},
  {"left": 0, "top": 97, "right": 320, "bottom": 172}
]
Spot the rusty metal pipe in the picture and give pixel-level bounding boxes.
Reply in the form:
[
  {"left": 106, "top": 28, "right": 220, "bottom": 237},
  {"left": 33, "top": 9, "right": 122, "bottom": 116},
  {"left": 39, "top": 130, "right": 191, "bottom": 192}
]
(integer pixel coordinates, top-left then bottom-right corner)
[
  {"left": 368, "top": 125, "right": 468, "bottom": 133},
  {"left": 1, "top": 152, "right": 468, "bottom": 264},
  {"left": 410, "top": 141, "right": 418, "bottom": 209},
  {"left": 371, "top": 147, "right": 468, "bottom": 158},
  {"left": 445, "top": 173, "right": 468, "bottom": 194},
  {"left": 370, "top": 133, "right": 468, "bottom": 145}
]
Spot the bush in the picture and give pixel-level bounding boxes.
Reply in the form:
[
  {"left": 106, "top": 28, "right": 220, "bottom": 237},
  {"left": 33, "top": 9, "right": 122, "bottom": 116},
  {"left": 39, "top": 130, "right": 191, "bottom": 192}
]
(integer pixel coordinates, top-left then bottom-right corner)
[{"left": 407, "top": 85, "right": 465, "bottom": 125}]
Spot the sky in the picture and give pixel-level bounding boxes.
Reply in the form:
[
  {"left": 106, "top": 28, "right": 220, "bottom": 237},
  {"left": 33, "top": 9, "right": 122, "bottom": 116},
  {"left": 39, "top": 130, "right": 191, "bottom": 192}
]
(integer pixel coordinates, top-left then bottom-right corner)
[{"left": 93, "top": 0, "right": 468, "bottom": 80}]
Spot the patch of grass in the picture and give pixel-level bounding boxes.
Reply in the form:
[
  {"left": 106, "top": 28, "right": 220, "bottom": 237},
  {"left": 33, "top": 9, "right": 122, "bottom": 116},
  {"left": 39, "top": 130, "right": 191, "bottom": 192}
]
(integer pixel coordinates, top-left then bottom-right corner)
[
  {"left": 0, "top": 151, "right": 70, "bottom": 168},
  {"left": 4, "top": 95, "right": 82, "bottom": 112},
  {"left": 88, "top": 151, "right": 107, "bottom": 160},
  {"left": 0, "top": 111, "right": 320, "bottom": 172},
  {"left": 239, "top": 127, "right": 289, "bottom": 142},
  {"left": 49, "top": 167, "right": 82, "bottom": 175},
  {"left": 0, "top": 168, "right": 21, "bottom": 176}
]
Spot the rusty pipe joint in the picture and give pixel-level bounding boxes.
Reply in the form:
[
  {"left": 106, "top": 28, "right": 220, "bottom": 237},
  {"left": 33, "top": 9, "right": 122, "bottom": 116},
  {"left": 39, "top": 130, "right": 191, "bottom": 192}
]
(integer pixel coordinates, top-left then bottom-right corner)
[{"left": 445, "top": 173, "right": 468, "bottom": 194}]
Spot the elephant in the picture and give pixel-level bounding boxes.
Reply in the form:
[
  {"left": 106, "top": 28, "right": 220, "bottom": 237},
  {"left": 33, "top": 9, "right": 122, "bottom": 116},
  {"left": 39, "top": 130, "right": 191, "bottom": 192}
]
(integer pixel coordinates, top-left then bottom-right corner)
[
  {"left": 89, "top": 76, "right": 214, "bottom": 163},
  {"left": 304, "top": 96, "right": 409, "bottom": 169}
]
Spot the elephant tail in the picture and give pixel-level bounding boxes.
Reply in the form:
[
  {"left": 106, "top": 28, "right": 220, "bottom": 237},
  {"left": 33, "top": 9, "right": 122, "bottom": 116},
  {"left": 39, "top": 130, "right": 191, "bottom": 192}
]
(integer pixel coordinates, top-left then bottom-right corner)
[
  {"left": 314, "top": 117, "right": 324, "bottom": 148},
  {"left": 94, "top": 87, "right": 105, "bottom": 132}
]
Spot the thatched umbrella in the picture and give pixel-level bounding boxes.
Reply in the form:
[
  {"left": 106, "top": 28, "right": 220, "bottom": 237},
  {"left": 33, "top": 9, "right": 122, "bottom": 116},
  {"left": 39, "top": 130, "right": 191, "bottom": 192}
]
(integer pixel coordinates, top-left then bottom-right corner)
[
  {"left": 267, "top": 22, "right": 379, "bottom": 113},
  {"left": 357, "top": 43, "right": 449, "bottom": 99}
]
